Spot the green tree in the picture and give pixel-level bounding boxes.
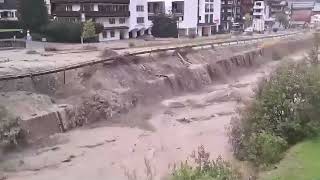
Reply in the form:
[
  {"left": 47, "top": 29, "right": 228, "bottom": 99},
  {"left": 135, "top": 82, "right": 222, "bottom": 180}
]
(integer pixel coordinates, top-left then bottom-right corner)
[
  {"left": 244, "top": 13, "right": 252, "bottom": 28},
  {"left": 82, "top": 19, "right": 96, "bottom": 40},
  {"left": 17, "top": 0, "right": 48, "bottom": 32},
  {"left": 151, "top": 15, "right": 178, "bottom": 38},
  {"left": 275, "top": 12, "right": 289, "bottom": 28}
]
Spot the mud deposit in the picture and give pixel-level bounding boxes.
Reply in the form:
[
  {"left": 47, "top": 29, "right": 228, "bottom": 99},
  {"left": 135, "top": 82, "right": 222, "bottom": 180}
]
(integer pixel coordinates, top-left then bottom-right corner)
[{"left": 0, "top": 34, "right": 312, "bottom": 180}]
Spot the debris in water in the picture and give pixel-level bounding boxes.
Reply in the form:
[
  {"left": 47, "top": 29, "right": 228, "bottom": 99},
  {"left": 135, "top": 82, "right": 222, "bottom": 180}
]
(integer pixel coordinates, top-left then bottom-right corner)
[
  {"left": 79, "top": 142, "right": 105, "bottom": 149},
  {"left": 167, "top": 102, "right": 186, "bottom": 108},
  {"left": 62, "top": 155, "right": 76, "bottom": 163},
  {"left": 163, "top": 110, "right": 175, "bottom": 116},
  {"left": 176, "top": 118, "right": 192, "bottom": 124}
]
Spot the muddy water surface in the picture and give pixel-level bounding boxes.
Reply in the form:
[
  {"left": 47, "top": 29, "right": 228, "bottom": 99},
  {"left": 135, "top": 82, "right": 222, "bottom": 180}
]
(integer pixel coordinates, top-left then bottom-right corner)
[{"left": 1, "top": 54, "right": 302, "bottom": 180}]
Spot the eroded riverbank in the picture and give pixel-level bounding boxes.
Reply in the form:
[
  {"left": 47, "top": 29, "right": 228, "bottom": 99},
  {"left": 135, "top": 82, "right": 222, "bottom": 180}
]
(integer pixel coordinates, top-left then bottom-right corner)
[{"left": 0, "top": 34, "right": 312, "bottom": 180}]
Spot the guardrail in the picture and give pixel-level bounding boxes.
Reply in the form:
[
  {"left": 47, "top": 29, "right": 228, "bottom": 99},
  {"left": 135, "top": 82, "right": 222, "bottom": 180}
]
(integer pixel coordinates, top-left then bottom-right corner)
[{"left": 0, "top": 32, "right": 300, "bottom": 81}]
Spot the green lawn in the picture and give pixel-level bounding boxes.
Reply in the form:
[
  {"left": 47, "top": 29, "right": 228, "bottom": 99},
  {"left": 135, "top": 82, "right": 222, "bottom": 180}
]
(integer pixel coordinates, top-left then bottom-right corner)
[{"left": 260, "top": 137, "right": 320, "bottom": 180}]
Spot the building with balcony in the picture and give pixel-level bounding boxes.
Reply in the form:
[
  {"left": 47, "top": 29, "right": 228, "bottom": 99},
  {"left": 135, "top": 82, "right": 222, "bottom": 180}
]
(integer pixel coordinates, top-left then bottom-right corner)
[
  {"left": 252, "top": 0, "right": 269, "bottom": 32},
  {"left": 0, "top": 0, "right": 18, "bottom": 21},
  {"left": 220, "top": 0, "right": 242, "bottom": 31},
  {"left": 51, "top": 0, "right": 131, "bottom": 41},
  {"left": 198, "top": 0, "right": 221, "bottom": 36},
  {"left": 129, "top": 0, "right": 151, "bottom": 38},
  {"left": 147, "top": 0, "right": 220, "bottom": 37}
]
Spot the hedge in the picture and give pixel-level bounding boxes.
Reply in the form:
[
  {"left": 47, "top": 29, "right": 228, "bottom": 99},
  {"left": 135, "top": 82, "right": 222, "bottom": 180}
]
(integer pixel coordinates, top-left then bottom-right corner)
[{"left": 42, "top": 21, "right": 82, "bottom": 43}]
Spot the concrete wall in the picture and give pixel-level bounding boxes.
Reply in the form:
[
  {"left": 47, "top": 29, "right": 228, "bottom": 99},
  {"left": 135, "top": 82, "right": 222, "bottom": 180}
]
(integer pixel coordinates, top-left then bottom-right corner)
[{"left": 179, "top": 0, "right": 198, "bottom": 30}]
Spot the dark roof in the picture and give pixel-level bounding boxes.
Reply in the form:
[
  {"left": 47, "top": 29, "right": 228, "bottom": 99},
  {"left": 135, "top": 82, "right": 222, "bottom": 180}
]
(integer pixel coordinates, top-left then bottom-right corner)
[
  {"left": 0, "top": 0, "right": 17, "bottom": 9},
  {"left": 51, "top": 0, "right": 129, "bottom": 3}
]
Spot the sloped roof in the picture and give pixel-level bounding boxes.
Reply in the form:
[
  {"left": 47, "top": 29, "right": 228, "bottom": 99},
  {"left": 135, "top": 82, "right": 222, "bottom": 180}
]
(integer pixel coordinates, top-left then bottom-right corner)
[
  {"left": 291, "top": 9, "right": 312, "bottom": 22},
  {"left": 0, "top": 0, "right": 17, "bottom": 10}
]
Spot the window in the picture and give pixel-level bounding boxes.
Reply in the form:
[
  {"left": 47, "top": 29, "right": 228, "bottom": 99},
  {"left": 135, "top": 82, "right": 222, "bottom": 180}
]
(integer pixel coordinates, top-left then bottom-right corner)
[
  {"left": 103, "top": 30, "right": 107, "bottom": 38},
  {"left": 109, "top": 18, "right": 115, "bottom": 24},
  {"left": 205, "top": 4, "right": 209, "bottom": 12},
  {"left": 98, "top": 4, "right": 128, "bottom": 12},
  {"left": 236, "top": 7, "right": 240, "bottom": 13},
  {"left": 137, "top": 17, "right": 144, "bottom": 23},
  {"left": 82, "top": 4, "right": 94, "bottom": 11},
  {"left": 110, "top": 30, "right": 115, "bottom": 37},
  {"left": 66, "top": 5, "right": 72, "bottom": 11},
  {"left": 210, "top": 4, "right": 214, "bottom": 12},
  {"left": 98, "top": 5, "right": 105, "bottom": 12},
  {"left": 205, "top": 14, "right": 209, "bottom": 23},
  {"left": 136, "top": 5, "right": 144, "bottom": 12},
  {"left": 119, "top": 18, "right": 126, "bottom": 24},
  {"left": 210, "top": 14, "right": 213, "bottom": 23}
]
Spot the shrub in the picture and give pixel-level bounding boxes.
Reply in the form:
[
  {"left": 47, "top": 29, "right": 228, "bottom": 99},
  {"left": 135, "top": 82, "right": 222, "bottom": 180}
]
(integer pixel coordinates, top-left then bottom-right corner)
[
  {"left": 0, "top": 106, "right": 25, "bottom": 148},
  {"left": 246, "top": 132, "right": 287, "bottom": 165},
  {"left": 82, "top": 20, "right": 96, "bottom": 40},
  {"left": 18, "top": 0, "right": 48, "bottom": 32},
  {"left": 94, "top": 23, "right": 104, "bottom": 35},
  {"left": 0, "top": 31, "right": 25, "bottom": 39},
  {"left": 229, "top": 62, "right": 320, "bottom": 166},
  {"left": 42, "top": 22, "right": 81, "bottom": 43},
  {"left": 0, "top": 21, "right": 22, "bottom": 29},
  {"left": 170, "top": 146, "right": 241, "bottom": 180}
]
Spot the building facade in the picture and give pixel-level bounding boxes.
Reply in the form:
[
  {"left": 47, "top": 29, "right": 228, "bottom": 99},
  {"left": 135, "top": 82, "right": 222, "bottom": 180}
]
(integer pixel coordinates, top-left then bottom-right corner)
[
  {"left": 50, "top": 0, "right": 223, "bottom": 41},
  {"left": 220, "top": 0, "right": 242, "bottom": 31},
  {"left": 252, "top": 0, "right": 269, "bottom": 32},
  {"left": 198, "top": 0, "right": 221, "bottom": 36},
  {"left": 147, "top": 0, "right": 220, "bottom": 37},
  {"left": 0, "top": 0, "right": 18, "bottom": 21},
  {"left": 129, "top": 0, "right": 151, "bottom": 38},
  {"left": 51, "top": 0, "right": 131, "bottom": 41}
]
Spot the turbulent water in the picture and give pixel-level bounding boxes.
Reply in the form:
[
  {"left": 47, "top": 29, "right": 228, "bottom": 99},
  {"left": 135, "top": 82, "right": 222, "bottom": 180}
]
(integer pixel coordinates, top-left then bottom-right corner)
[{"left": 0, "top": 34, "right": 312, "bottom": 180}]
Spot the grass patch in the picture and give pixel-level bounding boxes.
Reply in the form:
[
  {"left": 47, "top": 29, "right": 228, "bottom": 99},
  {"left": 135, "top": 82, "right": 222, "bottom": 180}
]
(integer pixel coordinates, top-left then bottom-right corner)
[
  {"left": 260, "top": 137, "right": 320, "bottom": 180},
  {"left": 0, "top": 29, "right": 22, "bottom": 33}
]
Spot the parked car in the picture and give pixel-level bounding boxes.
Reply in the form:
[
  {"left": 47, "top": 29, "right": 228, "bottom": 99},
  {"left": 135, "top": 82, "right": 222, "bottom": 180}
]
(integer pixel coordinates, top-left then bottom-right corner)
[{"left": 244, "top": 27, "right": 253, "bottom": 35}]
